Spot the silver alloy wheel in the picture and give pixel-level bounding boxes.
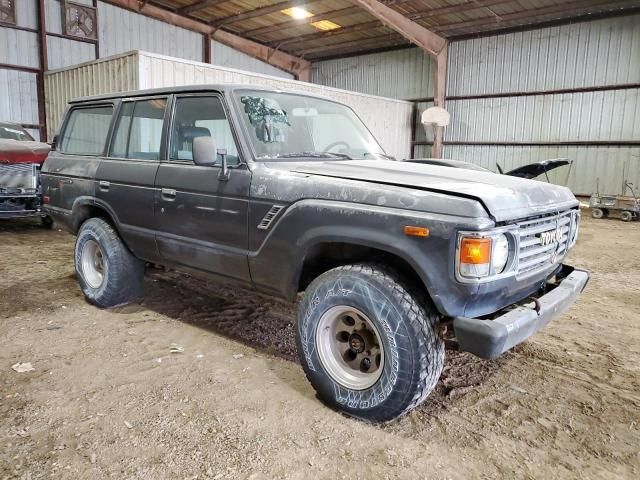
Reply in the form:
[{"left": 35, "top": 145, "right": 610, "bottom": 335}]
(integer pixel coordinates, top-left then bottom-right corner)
[
  {"left": 81, "top": 239, "right": 105, "bottom": 289},
  {"left": 315, "top": 305, "right": 385, "bottom": 390}
]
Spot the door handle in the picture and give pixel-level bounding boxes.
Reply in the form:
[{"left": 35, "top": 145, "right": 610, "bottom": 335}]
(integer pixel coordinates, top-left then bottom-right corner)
[
  {"left": 161, "top": 188, "right": 177, "bottom": 201},
  {"left": 98, "top": 181, "right": 110, "bottom": 191}
]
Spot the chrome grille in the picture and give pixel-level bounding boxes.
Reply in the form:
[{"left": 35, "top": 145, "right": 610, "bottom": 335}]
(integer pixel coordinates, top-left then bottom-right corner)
[{"left": 516, "top": 210, "right": 577, "bottom": 278}]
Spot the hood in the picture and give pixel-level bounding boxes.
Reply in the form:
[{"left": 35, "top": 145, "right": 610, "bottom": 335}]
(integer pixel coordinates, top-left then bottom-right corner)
[
  {"left": 504, "top": 159, "right": 571, "bottom": 179},
  {"left": 279, "top": 159, "right": 577, "bottom": 222},
  {"left": 0, "top": 139, "right": 51, "bottom": 165}
]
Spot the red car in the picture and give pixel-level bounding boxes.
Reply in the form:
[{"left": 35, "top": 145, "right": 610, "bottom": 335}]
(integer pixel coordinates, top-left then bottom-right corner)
[{"left": 0, "top": 122, "right": 52, "bottom": 225}]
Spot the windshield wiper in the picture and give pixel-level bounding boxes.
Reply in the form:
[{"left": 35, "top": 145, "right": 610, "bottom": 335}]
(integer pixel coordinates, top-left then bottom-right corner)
[
  {"left": 364, "top": 152, "right": 396, "bottom": 161},
  {"left": 276, "top": 151, "right": 353, "bottom": 160}
]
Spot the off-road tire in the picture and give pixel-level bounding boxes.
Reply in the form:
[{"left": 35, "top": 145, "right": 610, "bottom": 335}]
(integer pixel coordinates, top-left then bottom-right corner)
[
  {"left": 591, "top": 208, "right": 604, "bottom": 219},
  {"left": 75, "top": 218, "right": 144, "bottom": 307},
  {"left": 296, "top": 264, "right": 444, "bottom": 422},
  {"left": 621, "top": 211, "right": 633, "bottom": 222}
]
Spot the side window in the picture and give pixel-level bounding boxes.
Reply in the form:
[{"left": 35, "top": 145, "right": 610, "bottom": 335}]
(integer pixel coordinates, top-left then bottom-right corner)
[
  {"left": 170, "top": 96, "right": 240, "bottom": 166},
  {"left": 59, "top": 106, "right": 114, "bottom": 155},
  {"left": 110, "top": 98, "right": 167, "bottom": 160}
]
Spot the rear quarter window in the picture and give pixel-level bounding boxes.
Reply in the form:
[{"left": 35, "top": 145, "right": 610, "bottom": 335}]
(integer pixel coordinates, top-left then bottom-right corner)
[{"left": 59, "top": 105, "right": 114, "bottom": 155}]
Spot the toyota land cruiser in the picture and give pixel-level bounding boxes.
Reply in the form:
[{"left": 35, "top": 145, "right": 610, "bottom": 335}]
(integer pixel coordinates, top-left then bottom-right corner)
[{"left": 41, "top": 85, "right": 589, "bottom": 422}]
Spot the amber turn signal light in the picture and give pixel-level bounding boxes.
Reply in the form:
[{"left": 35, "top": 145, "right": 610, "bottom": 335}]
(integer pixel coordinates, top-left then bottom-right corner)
[
  {"left": 403, "top": 226, "right": 429, "bottom": 237},
  {"left": 460, "top": 237, "right": 491, "bottom": 264}
]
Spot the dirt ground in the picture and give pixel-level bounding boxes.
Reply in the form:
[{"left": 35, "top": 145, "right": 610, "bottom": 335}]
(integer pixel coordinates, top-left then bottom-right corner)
[{"left": 1, "top": 213, "right": 639, "bottom": 479}]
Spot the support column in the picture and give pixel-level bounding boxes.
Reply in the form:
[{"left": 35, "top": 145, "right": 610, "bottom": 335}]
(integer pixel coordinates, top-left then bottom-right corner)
[
  {"left": 432, "top": 44, "right": 448, "bottom": 159},
  {"left": 36, "top": 0, "right": 48, "bottom": 141}
]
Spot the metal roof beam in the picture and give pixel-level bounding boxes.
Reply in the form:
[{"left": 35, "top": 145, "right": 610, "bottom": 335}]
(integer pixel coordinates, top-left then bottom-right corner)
[
  {"left": 177, "top": 0, "right": 228, "bottom": 16},
  {"left": 263, "top": 0, "right": 510, "bottom": 50},
  {"left": 349, "top": 0, "right": 447, "bottom": 57},
  {"left": 433, "top": 0, "right": 634, "bottom": 33}
]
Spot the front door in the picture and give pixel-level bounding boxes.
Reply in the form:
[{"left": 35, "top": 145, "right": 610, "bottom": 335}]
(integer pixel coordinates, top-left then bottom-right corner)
[
  {"left": 96, "top": 96, "right": 168, "bottom": 262},
  {"left": 154, "top": 94, "right": 251, "bottom": 282}
]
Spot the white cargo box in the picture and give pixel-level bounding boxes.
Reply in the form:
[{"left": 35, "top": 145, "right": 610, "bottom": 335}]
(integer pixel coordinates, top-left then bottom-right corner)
[{"left": 44, "top": 51, "right": 413, "bottom": 160}]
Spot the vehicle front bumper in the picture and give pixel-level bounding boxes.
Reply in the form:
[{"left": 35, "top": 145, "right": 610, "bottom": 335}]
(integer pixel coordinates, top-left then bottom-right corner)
[{"left": 453, "top": 264, "right": 590, "bottom": 359}]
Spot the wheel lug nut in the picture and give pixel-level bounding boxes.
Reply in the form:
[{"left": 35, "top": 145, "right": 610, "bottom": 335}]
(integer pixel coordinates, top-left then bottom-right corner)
[{"left": 360, "top": 358, "right": 371, "bottom": 372}]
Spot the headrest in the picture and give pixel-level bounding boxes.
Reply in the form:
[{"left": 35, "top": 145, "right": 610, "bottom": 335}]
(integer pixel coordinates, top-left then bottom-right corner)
[{"left": 179, "top": 126, "right": 211, "bottom": 141}]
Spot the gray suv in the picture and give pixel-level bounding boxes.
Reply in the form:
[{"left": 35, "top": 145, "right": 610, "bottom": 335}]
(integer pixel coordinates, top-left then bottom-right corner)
[{"left": 42, "top": 85, "right": 589, "bottom": 422}]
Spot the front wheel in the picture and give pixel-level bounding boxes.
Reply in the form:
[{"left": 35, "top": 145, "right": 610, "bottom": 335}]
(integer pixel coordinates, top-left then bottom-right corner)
[
  {"left": 296, "top": 264, "right": 444, "bottom": 422},
  {"left": 621, "top": 211, "right": 633, "bottom": 222},
  {"left": 75, "top": 218, "right": 144, "bottom": 307}
]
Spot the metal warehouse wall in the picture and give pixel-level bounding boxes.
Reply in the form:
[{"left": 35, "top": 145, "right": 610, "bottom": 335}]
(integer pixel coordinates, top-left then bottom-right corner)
[
  {"left": 312, "top": 48, "right": 435, "bottom": 100},
  {"left": 312, "top": 14, "right": 640, "bottom": 196},
  {"left": 97, "top": 1, "right": 203, "bottom": 61},
  {"left": 444, "top": 14, "right": 640, "bottom": 196},
  {"left": 0, "top": 0, "right": 41, "bottom": 140},
  {"left": 211, "top": 41, "right": 293, "bottom": 80}
]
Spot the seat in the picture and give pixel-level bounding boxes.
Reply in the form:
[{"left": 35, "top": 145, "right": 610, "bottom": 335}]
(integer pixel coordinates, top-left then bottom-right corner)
[{"left": 176, "top": 126, "right": 211, "bottom": 161}]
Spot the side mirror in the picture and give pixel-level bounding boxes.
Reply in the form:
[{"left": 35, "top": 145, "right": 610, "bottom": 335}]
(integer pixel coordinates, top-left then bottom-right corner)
[
  {"left": 193, "top": 136, "right": 217, "bottom": 166},
  {"left": 50, "top": 134, "right": 59, "bottom": 151}
]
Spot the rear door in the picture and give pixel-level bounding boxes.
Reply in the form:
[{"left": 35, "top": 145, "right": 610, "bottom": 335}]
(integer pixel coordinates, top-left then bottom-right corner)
[
  {"left": 96, "top": 96, "right": 169, "bottom": 262},
  {"left": 41, "top": 104, "right": 114, "bottom": 215},
  {"left": 153, "top": 93, "right": 252, "bottom": 282}
]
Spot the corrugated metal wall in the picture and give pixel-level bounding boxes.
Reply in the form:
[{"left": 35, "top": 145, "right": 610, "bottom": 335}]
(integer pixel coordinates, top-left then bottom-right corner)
[
  {"left": 312, "top": 48, "right": 435, "bottom": 100},
  {"left": 211, "top": 41, "right": 293, "bottom": 80},
  {"left": 0, "top": 70, "right": 40, "bottom": 131},
  {"left": 447, "top": 15, "right": 640, "bottom": 95},
  {"left": 445, "top": 14, "right": 640, "bottom": 195},
  {"left": 96, "top": 1, "right": 203, "bottom": 61},
  {"left": 0, "top": 0, "right": 40, "bottom": 139},
  {"left": 312, "top": 14, "right": 640, "bottom": 196},
  {"left": 44, "top": 51, "right": 413, "bottom": 159}
]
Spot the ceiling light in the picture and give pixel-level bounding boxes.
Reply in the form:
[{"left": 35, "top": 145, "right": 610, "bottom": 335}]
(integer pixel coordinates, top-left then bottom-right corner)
[
  {"left": 311, "top": 20, "right": 341, "bottom": 31},
  {"left": 280, "top": 7, "right": 314, "bottom": 19}
]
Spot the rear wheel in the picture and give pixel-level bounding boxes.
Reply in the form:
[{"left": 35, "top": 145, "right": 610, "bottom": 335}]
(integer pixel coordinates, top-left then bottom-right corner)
[
  {"left": 296, "top": 264, "right": 444, "bottom": 422},
  {"left": 75, "top": 218, "right": 144, "bottom": 307},
  {"left": 621, "top": 211, "right": 633, "bottom": 222}
]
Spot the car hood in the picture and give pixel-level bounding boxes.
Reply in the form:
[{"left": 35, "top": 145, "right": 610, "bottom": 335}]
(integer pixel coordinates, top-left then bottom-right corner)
[
  {"left": 0, "top": 139, "right": 50, "bottom": 165},
  {"left": 280, "top": 159, "right": 578, "bottom": 222},
  {"left": 505, "top": 159, "right": 571, "bottom": 179}
]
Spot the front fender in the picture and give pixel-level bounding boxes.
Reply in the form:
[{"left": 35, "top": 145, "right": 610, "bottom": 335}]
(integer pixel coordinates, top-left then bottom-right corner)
[{"left": 248, "top": 199, "right": 490, "bottom": 316}]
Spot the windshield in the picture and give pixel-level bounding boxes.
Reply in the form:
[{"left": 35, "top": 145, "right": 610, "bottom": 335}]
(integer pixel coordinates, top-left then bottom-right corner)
[
  {"left": 0, "top": 124, "right": 34, "bottom": 141},
  {"left": 234, "top": 90, "right": 388, "bottom": 160}
]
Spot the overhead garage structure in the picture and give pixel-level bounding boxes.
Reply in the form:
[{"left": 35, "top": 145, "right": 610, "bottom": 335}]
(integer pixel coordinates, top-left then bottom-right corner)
[{"left": 1, "top": 0, "right": 639, "bottom": 194}]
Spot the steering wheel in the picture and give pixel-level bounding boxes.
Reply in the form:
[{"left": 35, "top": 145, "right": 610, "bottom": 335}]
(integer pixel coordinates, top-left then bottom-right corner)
[{"left": 323, "top": 141, "right": 351, "bottom": 152}]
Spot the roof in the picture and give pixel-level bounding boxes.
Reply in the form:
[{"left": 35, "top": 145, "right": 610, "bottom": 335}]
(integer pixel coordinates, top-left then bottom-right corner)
[
  {"left": 70, "top": 83, "right": 330, "bottom": 103},
  {"left": 148, "top": 0, "right": 640, "bottom": 59}
]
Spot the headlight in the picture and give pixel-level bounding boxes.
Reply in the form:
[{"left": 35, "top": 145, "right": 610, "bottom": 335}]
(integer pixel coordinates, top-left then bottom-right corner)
[
  {"left": 457, "top": 231, "right": 514, "bottom": 281},
  {"left": 492, "top": 234, "right": 509, "bottom": 274}
]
